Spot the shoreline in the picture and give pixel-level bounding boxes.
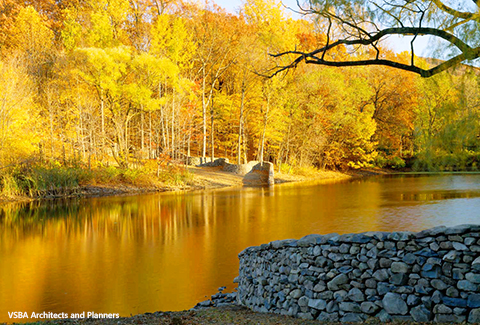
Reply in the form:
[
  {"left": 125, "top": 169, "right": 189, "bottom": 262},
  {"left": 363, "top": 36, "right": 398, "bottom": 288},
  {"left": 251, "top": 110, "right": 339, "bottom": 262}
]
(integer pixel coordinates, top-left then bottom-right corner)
[
  {"left": 4, "top": 166, "right": 477, "bottom": 205},
  {"left": 0, "top": 166, "right": 372, "bottom": 204},
  {"left": 6, "top": 165, "right": 463, "bottom": 205}
]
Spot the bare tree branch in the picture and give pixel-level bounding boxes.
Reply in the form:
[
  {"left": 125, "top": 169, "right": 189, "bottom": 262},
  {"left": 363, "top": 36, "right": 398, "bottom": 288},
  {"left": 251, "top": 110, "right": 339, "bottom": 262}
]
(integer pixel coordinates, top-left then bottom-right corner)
[{"left": 269, "top": 0, "right": 480, "bottom": 78}]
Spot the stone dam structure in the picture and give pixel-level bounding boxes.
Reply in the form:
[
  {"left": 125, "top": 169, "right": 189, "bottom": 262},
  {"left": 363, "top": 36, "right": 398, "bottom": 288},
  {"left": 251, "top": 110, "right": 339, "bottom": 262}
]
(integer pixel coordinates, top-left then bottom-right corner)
[{"left": 236, "top": 225, "right": 480, "bottom": 323}]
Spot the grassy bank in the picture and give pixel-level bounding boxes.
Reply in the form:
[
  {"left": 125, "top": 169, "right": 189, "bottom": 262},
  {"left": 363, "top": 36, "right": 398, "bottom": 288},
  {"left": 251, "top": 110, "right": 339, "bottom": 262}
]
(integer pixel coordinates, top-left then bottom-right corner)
[
  {"left": 0, "top": 161, "right": 194, "bottom": 201},
  {"left": 0, "top": 160, "right": 386, "bottom": 203}
]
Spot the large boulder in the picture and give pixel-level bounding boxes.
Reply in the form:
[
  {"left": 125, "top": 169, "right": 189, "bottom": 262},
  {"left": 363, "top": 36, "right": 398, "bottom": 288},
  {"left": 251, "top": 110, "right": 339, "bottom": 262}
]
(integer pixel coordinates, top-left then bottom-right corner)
[{"left": 242, "top": 162, "right": 274, "bottom": 186}]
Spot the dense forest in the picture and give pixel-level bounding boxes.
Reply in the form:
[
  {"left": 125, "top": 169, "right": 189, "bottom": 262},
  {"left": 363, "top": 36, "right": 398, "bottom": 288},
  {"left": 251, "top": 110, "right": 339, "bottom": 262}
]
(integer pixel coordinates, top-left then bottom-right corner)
[{"left": 0, "top": 0, "right": 479, "bottom": 196}]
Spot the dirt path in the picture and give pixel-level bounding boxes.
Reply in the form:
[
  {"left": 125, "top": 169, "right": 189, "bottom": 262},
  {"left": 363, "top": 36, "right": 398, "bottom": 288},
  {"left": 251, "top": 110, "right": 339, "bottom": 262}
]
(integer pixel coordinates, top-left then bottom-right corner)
[
  {"left": 187, "top": 165, "right": 358, "bottom": 191},
  {"left": 187, "top": 166, "right": 245, "bottom": 188}
]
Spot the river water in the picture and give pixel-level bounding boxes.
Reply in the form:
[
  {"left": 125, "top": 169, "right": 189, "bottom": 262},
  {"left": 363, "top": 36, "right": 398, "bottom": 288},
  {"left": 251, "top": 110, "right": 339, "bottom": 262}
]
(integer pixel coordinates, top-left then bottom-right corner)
[{"left": 1, "top": 174, "right": 480, "bottom": 322}]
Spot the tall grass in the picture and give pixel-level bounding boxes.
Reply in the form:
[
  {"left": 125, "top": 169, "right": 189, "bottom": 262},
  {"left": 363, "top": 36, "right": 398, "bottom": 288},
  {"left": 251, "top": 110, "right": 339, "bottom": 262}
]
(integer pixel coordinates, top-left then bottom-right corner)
[{"left": 0, "top": 161, "right": 193, "bottom": 198}]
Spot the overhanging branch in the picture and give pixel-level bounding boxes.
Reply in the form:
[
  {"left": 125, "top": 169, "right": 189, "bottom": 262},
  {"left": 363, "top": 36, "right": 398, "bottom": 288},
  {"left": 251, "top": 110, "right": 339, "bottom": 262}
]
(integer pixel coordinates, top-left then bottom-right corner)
[
  {"left": 269, "top": 24, "right": 480, "bottom": 78},
  {"left": 431, "top": 0, "right": 478, "bottom": 19}
]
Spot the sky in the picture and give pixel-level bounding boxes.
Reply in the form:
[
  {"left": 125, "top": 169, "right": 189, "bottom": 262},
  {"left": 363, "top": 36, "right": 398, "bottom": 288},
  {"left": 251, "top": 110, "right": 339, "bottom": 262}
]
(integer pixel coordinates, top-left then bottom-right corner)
[{"left": 211, "top": 0, "right": 455, "bottom": 58}]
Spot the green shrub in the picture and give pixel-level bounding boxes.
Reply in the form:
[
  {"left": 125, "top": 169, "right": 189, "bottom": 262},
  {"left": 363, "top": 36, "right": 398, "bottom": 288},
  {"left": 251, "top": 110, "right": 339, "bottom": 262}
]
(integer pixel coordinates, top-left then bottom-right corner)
[{"left": 388, "top": 156, "right": 406, "bottom": 169}]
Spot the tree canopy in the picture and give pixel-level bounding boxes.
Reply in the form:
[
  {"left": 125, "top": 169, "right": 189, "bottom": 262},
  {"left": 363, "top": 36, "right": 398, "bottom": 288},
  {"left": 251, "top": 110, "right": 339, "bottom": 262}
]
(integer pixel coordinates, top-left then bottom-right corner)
[
  {"left": 0, "top": 0, "right": 478, "bottom": 177},
  {"left": 271, "top": 0, "right": 480, "bottom": 77}
]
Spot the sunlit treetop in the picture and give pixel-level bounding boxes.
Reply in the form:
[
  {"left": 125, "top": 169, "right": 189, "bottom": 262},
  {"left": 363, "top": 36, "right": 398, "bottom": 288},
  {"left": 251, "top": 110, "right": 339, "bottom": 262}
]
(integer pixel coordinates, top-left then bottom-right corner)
[{"left": 271, "top": 0, "right": 480, "bottom": 77}]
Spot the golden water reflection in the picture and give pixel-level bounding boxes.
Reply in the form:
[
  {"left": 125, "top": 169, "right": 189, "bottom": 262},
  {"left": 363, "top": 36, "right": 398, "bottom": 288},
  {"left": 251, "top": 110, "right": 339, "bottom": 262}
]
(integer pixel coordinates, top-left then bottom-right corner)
[{"left": 1, "top": 174, "right": 480, "bottom": 322}]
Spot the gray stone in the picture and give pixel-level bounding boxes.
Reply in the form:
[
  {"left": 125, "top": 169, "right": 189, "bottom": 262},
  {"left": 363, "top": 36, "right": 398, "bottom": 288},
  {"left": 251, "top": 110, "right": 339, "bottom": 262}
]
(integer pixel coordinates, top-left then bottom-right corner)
[
  {"left": 450, "top": 235, "right": 464, "bottom": 242},
  {"left": 465, "top": 237, "right": 476, "bottom": 246},
  {"left": 453, "top": 269, "right": 465, "bottom": 280},
  {"left": 378, "top": 282, "right": 395, "bottom": 295},
  {"left": 363, "top": 279, "right": 376, "bottom": 290},
  {"left": 432, "top": 290, "right": 443, "bottom": 304},
  {"left": 308, "top": 298, "right": 327, "bottom": 310},
  {"left": 391, "top": 273, "right": 408, "bottom": 286},
  {"left": 382, "top": 292, "right": 408, "bottom": 315},
  {"left": 447, "top": 287, "right": 460, "bottom": 298},
  {"left": 326, "top": 300, "right": 339, "bottom": 313},
  {"left": 367, "top": 258, "right": 378, "bottom": 270},
  {"left": 430, "top": 242, "right": 440, "bottom": 251},
  {"left": 469, "top": 309, "right": 480, "bottom": 323},
  {"left": 316, "top": 312, "right": 339, "bottom": 322},
  {"left": 422, "top": 296, "right": 433, "bottom": 309},
  {"left": 271, "top": 239, "right": 296, "bottom": 249},
  {"left": 473, "top": 257, "right": 480, "bottom": 271},
  {"left": 373, "top": 269, "right": 389, "bottom": 282},
  {"left": 403, "top": 253, "right": 417, "bottom": 265},
  {"left": 407, "top": 294, "right": 421, "bottom": 306},
  {"left": 347, "top": 288, "right": 365, "bottom": 302},
  {"left": 416, "top": 226, "right": 447, "bottom": 238},
  {"left": 339, "top": 302, "right": 361, "bottom": 313},
  {"left": 361, "top": 302, "right": 379, "bottom": 314},
  {"left": 454, "top": 307, "right": 466, "bottom": 316},
  {"left": 297, "top": 312, "right": 314, "bottom": 320},
  {"left": 442, "top": 296, "right": 468, "bottom": 308},
  {"left": 410, "top": 305, "right": 432, "bottom": 322},
  {"left": 333, "top": 290, "right": 348, "bottom": 302},
  {"left": 349, "top": 245, "right": 360, "bottom": 255},
  {"left": 328, "top": 253, "right": 342, "bottom": 262},
  {"left": 290, "top": 289, "right": 303, "bottom": 299},
  {"left": 313, "top": 283, "right": 326, "bottom": 292},
  {"left": 327, "top": 274, "right": 348, "bottom": 291},
  {"left": 422, "top": 265, "right": 441, "bottom": 278},
  {"left": 464, "top": 255, "right": 474, "bottom": 263},
  {"left": 394, "top": 286, "right": 414, "bottom": 294},
  {"left": 341, "top": 313, "right": 366, "bottom": 323},
  {"left": 431, "top": 279, "right": 449, "bottom": 290},
  {"left": 435, "top": 314, "right": 466, "bottom": 323},
  {"left": 365, "top": 288, "right": 377, "bottom": 297},
  {"left": 445, "top": 224, "right": 480, "bottom": 235},
  {"left": 468, "top": 294, "right": 480, "bottom": 308},
  {"left": 298, "top": 234, "right": 323, "bottom": 246},
  {"left": 427, "top": 257, "right": 442, "bottom": 265},
  {"left": 433, "top": 304, "right": 453, "bottom": 314},
  {"left": 466, "top": 272, "right": 480, "bottom": 284},
  {"left": 453, "top": 242, "right": 468, "bottom": 251},
  {"left": 198, "top": 299, "right": 212, "bottom": 307},
  {"left": 391, "top": 262, "right": 409, "bottom": 273},
  {"left": 458, "top": 280, "right": 478, "bottom": 291},
  {"left": 298, "top": 296, "right": 309, "bottom": 307},
  {"left": 379, "top": 258, "right": 393, "bottom": 268},
  {"left": 415, "top": 284, "right": 430, "bottom": 295},
  {"left": 318, "top": 291, "right": 334, "bottom": 300},
  {"left": 440, "top": 241, "right": 454, "bottom": 249},
  {"left": 338, "top": 266, "right": 353, "bottom": 274},
  {"left": 339, "top": 243, "right": 350, "bottom": 253},
  {"left": 377, "top": 309, "right": 392, "bottom": 322}
]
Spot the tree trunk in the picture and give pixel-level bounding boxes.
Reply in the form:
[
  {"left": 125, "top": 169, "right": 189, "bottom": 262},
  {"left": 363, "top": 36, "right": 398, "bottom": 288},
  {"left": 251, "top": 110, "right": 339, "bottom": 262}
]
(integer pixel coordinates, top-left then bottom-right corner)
[
  {"left": 101, "top": 97, "right": 105, "bottom": 155},
  {"left": 237, "top": 83, "right": 245, "bottom": 165},
  {"left": 171, "top": 89, "right": 175, "bottom": 159},
  {"left": 202, "top": 65, "right": 207, "bottom": 158},
  {"left": 210, "top": 102, "right": 214, "bottom": 162},
  {"left": 141, "top": 108, "right": 144, "bottom": 153},
  {"left": 149, "top": 111, "right": 152, "bottom": 159},
  {"left": 258, "top": 97, "right": 270, "bottom": 163}
]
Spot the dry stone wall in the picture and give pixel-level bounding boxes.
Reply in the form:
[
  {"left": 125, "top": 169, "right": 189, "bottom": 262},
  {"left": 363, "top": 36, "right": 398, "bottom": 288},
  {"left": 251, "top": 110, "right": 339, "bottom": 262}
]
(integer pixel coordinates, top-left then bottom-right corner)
[{"left": 236, "top": 225, "right": 480, "bottom": 323}]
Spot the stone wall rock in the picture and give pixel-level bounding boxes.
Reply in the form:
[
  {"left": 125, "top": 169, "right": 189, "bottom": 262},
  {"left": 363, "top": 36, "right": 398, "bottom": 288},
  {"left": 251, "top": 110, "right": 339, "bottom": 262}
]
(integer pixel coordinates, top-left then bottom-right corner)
[
  {"left": 223, "top": 161, "right": 260, "bottom": 175},
  {"left": 236, "top": 225, "right": 480, "bottom": 322},
  {"left": 197, "top": 157, "right": 229, "bottom": 167},
  {"left": 242, "top": 162, "right": 275, "bottom": 186}
]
